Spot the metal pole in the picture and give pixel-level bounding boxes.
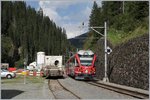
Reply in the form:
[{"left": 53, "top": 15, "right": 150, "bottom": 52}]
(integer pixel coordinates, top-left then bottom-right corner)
[
  {"left": 24, "top": 62, "right": 26, "bottom": 84},
  {"left": 64, "top": 55, "right": 65, "bottom": 65},
  {"left": 84, "top": 21, "right": 109, "bottom": 82},
  {"left": 123, "top": 1, "right": 124, "bottom": 14},
  {"left": 103, "top": 21, "right": 109, "bottom": 82}
]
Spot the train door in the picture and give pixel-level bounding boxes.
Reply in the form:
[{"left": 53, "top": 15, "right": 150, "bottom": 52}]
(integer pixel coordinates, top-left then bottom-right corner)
[
  {"left": 74, "top": 57, "right": 81, "bottom": 77},
  {"left": 70, "top": 58, "right": 75, "bottom": 77}
]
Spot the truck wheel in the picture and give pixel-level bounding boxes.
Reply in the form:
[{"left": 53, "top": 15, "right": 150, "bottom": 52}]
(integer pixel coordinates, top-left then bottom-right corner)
[{"left": 7, "top": 74, "right": 12, "bottom": 79}]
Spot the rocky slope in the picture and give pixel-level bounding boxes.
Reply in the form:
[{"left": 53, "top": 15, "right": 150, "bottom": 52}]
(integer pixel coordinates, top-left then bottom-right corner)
[{"left": 95, "top": 34, "right": 149, "bottom": 90}]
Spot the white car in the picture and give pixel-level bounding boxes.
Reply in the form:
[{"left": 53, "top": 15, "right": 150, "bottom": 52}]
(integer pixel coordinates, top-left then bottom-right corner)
[{"left": 1, "top": 69, "right": 16, "bottom": 79}]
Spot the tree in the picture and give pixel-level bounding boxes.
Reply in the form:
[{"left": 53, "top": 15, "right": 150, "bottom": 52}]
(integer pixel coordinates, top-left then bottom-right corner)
[
  {"left": 84, "top": 1, "right": 148, "bottom": 50},
  {"left": 1, "top": 1, "right": 73, "bottom": 66}
]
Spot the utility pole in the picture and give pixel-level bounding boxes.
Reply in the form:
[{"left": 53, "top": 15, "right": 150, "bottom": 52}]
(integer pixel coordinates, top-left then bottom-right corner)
[
  {"left": 90, "top": 21, "right": 109, "bottom": 82},
  {"left": 24, "top": 61, "right": 26, "bottom": 84},
  {"left": 123, "top": 1, "right": 124, "bottom": 14},
  {"left": 64, "top": 55, "right": 66, "bottom": 66},
  {"left": 23, "top": 52, "right": 28, "bottom": 84},
  {"left": 103, "top": 22, "right": 109, "bottom": 82}
]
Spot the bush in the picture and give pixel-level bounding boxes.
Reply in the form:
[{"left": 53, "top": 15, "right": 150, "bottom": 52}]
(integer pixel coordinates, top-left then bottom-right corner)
[{"left": 15, "top": 59, "right": 24, "bottom": 68}]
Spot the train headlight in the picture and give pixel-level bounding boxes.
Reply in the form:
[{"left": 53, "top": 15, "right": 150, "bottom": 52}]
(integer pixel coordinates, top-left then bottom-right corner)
[{"left": 85, "top": 70, "right": 88, "bottom": 73}]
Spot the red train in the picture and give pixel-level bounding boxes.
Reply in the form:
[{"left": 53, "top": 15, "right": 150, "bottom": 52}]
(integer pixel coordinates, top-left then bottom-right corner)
[{"left": 65, "top": 50, "right": 96, "bottom": 80}]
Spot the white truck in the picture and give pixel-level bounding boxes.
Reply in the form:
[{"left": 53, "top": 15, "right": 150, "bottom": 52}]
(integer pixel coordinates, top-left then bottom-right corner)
[
  {"left": 27, "top": 62, "right": 37, "bottom": 71},
  {"left": 41, "top": 56, "right": 64, "bottom": 77}
]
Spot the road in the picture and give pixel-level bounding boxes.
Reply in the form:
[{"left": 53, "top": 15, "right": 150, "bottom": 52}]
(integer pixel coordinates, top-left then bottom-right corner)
[{"left": 1, "top": 80, "right": 54, "bottom": 99}]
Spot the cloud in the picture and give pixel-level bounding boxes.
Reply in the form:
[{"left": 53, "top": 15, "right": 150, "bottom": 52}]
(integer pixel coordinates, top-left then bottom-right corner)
[
  {"left": 39, "top": 0, "right": 101, "bottom": 39},
  {"left": 62, "top": 22, "right": 88, "bottom": 39},
  {"left": 39, "top": 1, "right": 61, "bottom": 22}
]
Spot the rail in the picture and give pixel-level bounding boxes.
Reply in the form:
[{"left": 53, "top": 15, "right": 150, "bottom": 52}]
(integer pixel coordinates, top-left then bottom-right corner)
[
  {"left": 87, "top": 81, "right": 149, "bottom": 99},
  {"left": 48, "top": 79, "right": 81, "bottom": 99},
  {"left": 57, "top": 80, "right": 81, "bottom": 99},
  {"left": 48, "top": 80, "right": 57, "bottom": 99}
]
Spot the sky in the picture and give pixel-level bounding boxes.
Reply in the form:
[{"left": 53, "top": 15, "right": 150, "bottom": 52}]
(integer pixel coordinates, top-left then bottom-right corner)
[{"left": 26, "top": 0, "right": 102, "bottom": 39}]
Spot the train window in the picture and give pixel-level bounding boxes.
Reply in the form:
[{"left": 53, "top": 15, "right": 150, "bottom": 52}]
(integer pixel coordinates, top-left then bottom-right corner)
[
  {"left": 80, "top": 60, "right": 92, "bottom": 66},
  {"left": 78, "top": 54, "right": 94, "bottom": 58}
]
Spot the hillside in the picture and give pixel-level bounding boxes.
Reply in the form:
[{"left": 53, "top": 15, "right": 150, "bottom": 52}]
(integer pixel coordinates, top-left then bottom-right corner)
[
  {"left": 1, "top": 1, "right": 72, "bottom": 67},
  {"left": 95, "top": 34, "right": 149, "bottom": 90},
  {"left": 69, "top": 33, "right": 88, "bottom": 49}
]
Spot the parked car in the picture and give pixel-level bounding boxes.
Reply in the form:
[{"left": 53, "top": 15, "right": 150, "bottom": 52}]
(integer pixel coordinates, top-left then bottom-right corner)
[{"left": 1, "top": 69, "right": 16, "bottom": 79}]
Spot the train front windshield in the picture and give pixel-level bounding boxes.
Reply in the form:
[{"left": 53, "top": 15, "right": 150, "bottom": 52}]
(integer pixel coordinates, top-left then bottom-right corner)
[
  {"left": 80, "top": 60, "right": 93, "bottom": 66},
  {"left": 78, "top": 54, "right": 94, "bottom": 66}
]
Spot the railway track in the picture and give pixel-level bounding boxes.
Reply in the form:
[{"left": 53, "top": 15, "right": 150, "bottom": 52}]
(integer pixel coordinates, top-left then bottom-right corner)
[
  {"left": 87, "top": 81, "right": 149, "bottom": 99},
  {"left": 48, "top": 79, "right": 81, "bottom": 99}
]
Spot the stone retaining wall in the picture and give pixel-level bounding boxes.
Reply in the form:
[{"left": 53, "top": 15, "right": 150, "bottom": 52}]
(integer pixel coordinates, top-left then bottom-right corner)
[{"left": 95, "top": 34, "right": 149, "bottom": 90}]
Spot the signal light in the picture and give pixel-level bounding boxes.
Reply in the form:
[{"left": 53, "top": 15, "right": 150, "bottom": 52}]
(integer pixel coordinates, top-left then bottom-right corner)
[{"left": 85, "top": 70, "right": 88, "bottom": 73}]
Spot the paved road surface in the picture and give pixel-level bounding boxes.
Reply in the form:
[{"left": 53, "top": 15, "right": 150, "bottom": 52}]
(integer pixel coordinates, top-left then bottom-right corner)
[{"left": 1, "top": 80, "right": 54, "bottom": 99}]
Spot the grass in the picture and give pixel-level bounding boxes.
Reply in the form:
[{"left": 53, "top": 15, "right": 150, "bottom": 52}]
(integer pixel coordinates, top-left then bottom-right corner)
[
  {"left": 122, "top": 26, "right": 148, "bottom": 43},
  {"left": 1, "top": 75, "right": 45, "bottom": 84},
  {"left": 107, "top": 29, "right": 125, "bottom": 46},
  {"left": 107, "top": 26, "right": 148, "bottom": 46}
]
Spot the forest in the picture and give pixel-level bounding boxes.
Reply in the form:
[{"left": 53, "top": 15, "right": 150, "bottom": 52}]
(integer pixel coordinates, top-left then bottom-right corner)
[
  {"left": 84, "top": 1, "right": 148, "bottom": 49},
  {"left": 1, "top": 1, "right": 73, "bottom": 67},
  {"left": 1, "top": 1, "right": 149, "bottom": 68}
]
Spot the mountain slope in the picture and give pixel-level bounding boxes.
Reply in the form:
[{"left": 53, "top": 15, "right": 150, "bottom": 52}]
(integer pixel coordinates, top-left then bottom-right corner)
[{"left": 69, "top": 33, "right": 88, "bottom": 49}]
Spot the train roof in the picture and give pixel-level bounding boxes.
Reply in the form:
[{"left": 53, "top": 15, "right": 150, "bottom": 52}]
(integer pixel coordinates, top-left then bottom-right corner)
[
  {"left": 77, "top": 50, "right": 94, "bottom": 55},
  {"left": 66, "top": 50, "right": 94, "bottom": 64}
]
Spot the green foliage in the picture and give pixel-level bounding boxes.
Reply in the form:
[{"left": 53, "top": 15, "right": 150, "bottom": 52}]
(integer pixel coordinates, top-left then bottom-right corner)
[
  {"left": 15, "top": 58, "right": 24, "bottom": 68},
  {"left": 1, "top": 1, "right": 72, "bottom": 66},
  {"left": 108, "top": 26, "right": 148, "bottom": 46},
  {"left": 84, "top": 1, "right": 149, "bottom": 50},
  {"left": 1, "top": 75, "right": 45, "bottom": 84},
  {"left": 89, "top": 1, "right": 102, "bottom": 46},
  {"left": 1, "top": 36, "right": 13, "bottom": 63},
  {"left": 122, "top": 26, "right": 148, "bottom": 44},
  {"left": 107, "top": 29, "right": 125, "bottom": 46}
]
